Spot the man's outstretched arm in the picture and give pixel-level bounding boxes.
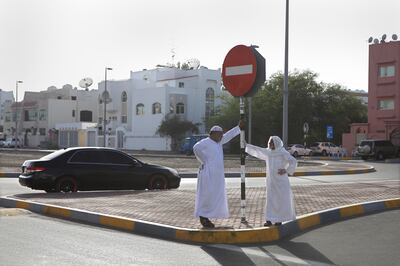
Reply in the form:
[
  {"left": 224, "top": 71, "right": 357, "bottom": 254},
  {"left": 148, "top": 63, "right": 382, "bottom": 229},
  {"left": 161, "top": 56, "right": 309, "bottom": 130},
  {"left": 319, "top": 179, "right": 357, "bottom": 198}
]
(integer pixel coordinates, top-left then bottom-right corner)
[{"left": 221, "top": 120, "right": 245, "bottom": 145}]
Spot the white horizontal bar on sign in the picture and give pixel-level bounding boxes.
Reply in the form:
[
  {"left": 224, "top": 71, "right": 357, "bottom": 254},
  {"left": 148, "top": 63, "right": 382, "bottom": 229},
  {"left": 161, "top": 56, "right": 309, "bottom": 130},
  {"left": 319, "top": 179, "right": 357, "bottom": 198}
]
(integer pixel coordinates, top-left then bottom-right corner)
[{"left": 225, "top": 65, "right": 253, "bottom": 76}]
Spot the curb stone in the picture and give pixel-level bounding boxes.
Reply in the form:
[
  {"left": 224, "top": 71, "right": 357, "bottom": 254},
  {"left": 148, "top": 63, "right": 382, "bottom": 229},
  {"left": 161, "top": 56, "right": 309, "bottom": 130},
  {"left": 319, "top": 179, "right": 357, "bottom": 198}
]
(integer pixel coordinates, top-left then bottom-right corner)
[{"left": 1, "top": 196, "right": 398, "bottom": 244}]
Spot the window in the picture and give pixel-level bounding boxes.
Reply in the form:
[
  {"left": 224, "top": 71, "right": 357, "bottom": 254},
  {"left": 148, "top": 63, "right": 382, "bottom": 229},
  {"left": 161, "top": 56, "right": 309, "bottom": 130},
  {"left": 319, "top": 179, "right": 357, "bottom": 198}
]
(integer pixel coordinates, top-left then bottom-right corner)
[
  {"left": 152, "top": 102, "right": 161, "bottom": 114},
  {"left": 24, "top": 110, "right": 37, "bottom": 121},
  {"left": 205, "top": 87, "right": 215, "bottom": 119},
  {"left": 104, "top": 151, "right": 133, "bottom": 165},
  {"left": 102, "top": 91, "right": 110, "bottom": 103},
  {"left": 121, "top": 116, "right": 127, "bottom": 123},
  {"left": 57, "top": 96, "right": 62, "bottom": 99},
  {"left": 378, "top": 99, "right": 394, "bottom": 110},
  {"left": 39, "top": 109, "right": 47, "bottom": 121},
  {"left": 80, "top": 110, "right": 93, "bottom": 122},
  {"left": 121, "top": 91, "right": 127, "bottom": 102},
  {"left": 178, "top": 82, "right": 184, "bottom": 88},
  {"left": 72, "top": 110, "right": 75, "bottom": 117},
  {"left": 69, "top": 150, "right": 106, "bottom": 164},
  {"left": 71, "top": 96, "right": 77, "bottom": 100},
  {"left": 379, "top": 65, "right": 395, "bottom": 78},
  {"left": 136, "top": 104, "right": 144, "bottom": 115},
  {"left": 176, "top": 102, "right": 185, "bottom": 114},
  {"left": 39, "top": 128, "right": 46, "bottom": 136},
  {"left": 5, "top": 112, "right": 11, "bottom": 122}
]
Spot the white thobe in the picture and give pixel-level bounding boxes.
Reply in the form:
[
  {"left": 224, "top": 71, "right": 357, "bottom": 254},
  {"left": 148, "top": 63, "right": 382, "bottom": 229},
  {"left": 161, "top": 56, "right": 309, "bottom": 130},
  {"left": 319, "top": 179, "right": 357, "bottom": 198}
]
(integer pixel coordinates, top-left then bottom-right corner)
[
  {"left": 193, "top": 126, "right": 240, "bottom": 218},
  {"left": 245, "top": 144, "right": 297, "bottom": 223}
]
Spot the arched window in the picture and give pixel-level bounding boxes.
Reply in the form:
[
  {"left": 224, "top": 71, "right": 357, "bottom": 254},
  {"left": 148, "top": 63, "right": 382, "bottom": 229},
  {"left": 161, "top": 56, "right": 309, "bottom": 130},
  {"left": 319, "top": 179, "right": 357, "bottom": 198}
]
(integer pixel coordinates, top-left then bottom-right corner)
[
  {"left": 136, "top": 103, "right": 145, "bottom": 115},
  {"left": 121, "top": 91, "right": 128, "bottom": 123},
  {"left": 101, "top": 91, "right": 110, "bottom": 102},
  {"left": 80, "top": 110, "right": 93, "bottom": 122},
  {"left": 152, "top": 102, "right": 161, "bottom": 114},
  {"left": 205, "top": 87, "right": 215, "bottom": 119},
  {"left": 176, "top": 103, "right": 184, "bottom": 114},
  {"left": 121, "top": 91, "right": 127, "bottom": 102}
]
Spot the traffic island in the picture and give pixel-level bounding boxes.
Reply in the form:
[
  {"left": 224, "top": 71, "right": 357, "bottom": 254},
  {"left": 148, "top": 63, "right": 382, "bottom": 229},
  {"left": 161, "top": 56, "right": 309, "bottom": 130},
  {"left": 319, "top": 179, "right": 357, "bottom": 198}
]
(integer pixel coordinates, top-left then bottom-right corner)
[{"left": 1, "top": 181, "right": 399, "bottom": 244}]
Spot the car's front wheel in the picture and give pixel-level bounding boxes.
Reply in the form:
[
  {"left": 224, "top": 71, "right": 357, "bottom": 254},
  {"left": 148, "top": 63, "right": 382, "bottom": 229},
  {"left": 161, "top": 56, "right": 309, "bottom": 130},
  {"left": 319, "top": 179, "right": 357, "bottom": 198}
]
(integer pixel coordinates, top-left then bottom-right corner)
[
  {"left": 148, "top": 175, "right": 168, "bottom": 190},
  {"left": 56, "top": 177, "right": 78, "bottom": 193},
  {"left": 293, "top": 151, "right": 298, "bottom": 157}
]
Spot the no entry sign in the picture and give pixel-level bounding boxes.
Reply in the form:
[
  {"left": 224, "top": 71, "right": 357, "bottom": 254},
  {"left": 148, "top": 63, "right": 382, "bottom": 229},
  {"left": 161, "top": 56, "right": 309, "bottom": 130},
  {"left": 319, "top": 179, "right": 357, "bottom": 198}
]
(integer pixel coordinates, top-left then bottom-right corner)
[{"left": 222, "top": 45, "right": 265, "bottom": 97}]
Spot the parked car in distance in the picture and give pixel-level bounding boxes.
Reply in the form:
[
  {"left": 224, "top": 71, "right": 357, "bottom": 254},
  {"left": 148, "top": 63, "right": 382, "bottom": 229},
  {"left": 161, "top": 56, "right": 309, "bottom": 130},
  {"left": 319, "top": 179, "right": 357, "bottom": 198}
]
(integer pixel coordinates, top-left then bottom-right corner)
[
  {"left": 180, "top": 134, "right": 208, "bottom": 155},
  {"left": 4, "top": 138, "right": 21, "bottom": 148},
  {"left": 309, "top": 142, "right": 341, "bottom": 156},
  {"left": 19, "top": 147, "right": 181, "bottom": 192},
  {"left": 286, "top": 144, "right": 312, "bottom": 157},
  {"left": 357, "top": 139, "right": 400, "bottom": 160}
]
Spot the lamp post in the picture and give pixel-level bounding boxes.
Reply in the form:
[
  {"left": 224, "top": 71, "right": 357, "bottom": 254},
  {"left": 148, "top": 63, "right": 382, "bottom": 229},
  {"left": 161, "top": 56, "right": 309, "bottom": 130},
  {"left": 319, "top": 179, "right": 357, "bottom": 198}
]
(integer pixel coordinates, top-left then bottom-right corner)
[
  {"left": 282, "top": 0, "right": 289, "bottom": 147},
  {"left": 103, "top": 67, "right": 112, "bottom": 147},
  {"left": 15, "top": 80, "right": 23, "bottom": 149}
]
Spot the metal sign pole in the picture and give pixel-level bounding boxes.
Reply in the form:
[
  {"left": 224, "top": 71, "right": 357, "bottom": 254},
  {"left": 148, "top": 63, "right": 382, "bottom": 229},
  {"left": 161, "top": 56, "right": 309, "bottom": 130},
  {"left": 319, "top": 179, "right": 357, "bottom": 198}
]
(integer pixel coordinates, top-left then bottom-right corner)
[{"left": 239, "top": 96, "right": 246, "bottom": 223}]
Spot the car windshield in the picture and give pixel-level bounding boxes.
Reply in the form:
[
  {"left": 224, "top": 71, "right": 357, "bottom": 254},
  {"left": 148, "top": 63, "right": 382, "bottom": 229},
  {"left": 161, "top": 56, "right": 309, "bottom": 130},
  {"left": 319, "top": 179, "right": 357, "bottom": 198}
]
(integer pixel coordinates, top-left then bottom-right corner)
[
  {"left": 310, "top": 143, "right": 319, "bottom": 147},
  {"left": 40, "top": 149, "right": 68, "bottom": 160}
]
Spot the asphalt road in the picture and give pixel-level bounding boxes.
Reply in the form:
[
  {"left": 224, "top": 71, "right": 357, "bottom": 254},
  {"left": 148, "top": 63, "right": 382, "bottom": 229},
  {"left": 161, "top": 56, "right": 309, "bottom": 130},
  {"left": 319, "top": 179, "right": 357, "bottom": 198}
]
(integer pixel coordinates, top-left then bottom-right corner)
[{"left": 1, "top": 208, "right": 399, "bottom": 266}]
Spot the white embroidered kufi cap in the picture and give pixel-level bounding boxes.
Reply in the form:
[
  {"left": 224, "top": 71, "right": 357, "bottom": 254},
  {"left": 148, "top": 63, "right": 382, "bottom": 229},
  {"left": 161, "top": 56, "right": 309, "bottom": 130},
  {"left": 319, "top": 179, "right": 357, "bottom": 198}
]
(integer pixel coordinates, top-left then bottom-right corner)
[{"left": 209, "top": 125, "right": 223, "bottom": 133}]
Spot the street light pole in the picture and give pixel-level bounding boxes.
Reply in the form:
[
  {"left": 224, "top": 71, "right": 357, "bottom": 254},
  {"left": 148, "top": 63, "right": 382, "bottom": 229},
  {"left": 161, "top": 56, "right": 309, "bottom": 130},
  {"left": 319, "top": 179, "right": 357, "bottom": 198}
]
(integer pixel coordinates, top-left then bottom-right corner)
[
  {"left": 103, "top": 67, "right": 112, "bottom": 147},
  {"left": 15, "top": 80, "right": 23, "bottom": 149},
  {"left": 282, "top": 0, "right": 289, "bottom": 147}
]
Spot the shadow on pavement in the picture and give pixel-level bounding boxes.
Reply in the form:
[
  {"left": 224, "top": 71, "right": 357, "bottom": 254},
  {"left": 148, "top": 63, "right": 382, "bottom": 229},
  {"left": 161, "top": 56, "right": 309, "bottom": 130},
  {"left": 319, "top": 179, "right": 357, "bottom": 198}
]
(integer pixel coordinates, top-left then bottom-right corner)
[
  {"left": 275, "top": 241, "right": 335, "bottom": 265},
  {"left": 201, "top": 245, "right": 256, "bottom": 266}
]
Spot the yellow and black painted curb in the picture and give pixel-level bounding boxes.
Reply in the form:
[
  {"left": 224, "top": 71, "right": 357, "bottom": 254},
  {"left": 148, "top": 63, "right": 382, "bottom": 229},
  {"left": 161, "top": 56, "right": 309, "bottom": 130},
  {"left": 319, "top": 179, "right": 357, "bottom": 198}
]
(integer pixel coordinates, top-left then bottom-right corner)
[{"left": 0, "top": 196, "right": 398, "bottom": 244}]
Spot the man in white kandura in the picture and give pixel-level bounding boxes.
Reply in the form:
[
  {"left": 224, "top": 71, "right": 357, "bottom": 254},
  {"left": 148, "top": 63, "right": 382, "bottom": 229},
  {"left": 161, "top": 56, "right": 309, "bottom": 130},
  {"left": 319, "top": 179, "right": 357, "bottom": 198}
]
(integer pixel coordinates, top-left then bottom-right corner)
[
  {"left": 193, "top": 121, "right": 244, "bottom": 228},
  {"left": 245, "top": 136, "right": 297, "bottom": 226}
]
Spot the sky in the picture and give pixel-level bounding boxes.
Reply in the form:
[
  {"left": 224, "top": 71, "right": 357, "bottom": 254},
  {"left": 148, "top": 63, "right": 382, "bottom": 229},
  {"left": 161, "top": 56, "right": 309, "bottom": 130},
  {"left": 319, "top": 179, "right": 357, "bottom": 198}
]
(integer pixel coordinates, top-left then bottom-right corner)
[{"left": 1, "top": 0, "right": 399, "bottom": 100}]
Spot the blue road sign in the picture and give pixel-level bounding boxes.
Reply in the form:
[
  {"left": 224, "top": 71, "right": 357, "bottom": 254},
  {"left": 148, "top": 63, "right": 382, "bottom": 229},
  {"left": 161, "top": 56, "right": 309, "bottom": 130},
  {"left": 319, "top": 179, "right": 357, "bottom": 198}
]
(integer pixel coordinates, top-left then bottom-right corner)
[{"left": 327, "top": 125, "right": 333, "bottom": 139}]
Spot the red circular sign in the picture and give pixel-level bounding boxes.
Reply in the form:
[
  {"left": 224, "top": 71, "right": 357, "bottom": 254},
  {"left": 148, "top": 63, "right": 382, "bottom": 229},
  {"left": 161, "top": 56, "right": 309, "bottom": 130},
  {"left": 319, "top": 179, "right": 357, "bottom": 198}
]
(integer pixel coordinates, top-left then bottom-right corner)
[{"left": 222, "top": 45, "right": 257, "bottom": 97}]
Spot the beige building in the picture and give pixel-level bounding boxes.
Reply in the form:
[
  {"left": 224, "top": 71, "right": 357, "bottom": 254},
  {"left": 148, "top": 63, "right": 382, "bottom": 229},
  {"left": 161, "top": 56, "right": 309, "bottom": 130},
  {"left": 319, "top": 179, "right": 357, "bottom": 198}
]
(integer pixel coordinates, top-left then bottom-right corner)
[
  {"left": 3, "top": 84, "right": 99, "bottom": 148},
  {"left": 0, "top": 89, "right": 14, "bottom": 140}
]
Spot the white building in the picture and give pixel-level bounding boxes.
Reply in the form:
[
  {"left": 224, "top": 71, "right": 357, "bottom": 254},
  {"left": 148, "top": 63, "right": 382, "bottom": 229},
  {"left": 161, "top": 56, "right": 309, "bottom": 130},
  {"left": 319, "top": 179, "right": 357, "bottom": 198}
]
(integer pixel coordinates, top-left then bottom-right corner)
[
  {"left": 93, "top": 66, "right": 222, "bottom": 151},
  {"left": 3, "top": 84, "right": 99, "bottom": 148},
  {"left": 0, "top": 89, "right": 14, "bottom": 139}
]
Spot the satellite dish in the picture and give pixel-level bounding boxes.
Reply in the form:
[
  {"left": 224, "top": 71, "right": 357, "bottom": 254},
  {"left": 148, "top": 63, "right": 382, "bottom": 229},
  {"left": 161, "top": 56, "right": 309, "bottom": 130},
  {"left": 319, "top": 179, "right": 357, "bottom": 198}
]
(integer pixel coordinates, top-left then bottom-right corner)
[
  {"left": 393, "top": 34, "right": 398, "bottom": 41},
  {"left": 368, "top": 37, "right": 373, "bottom": 43},
  {"left": 79, "top": 77, "right": 93, "bottom": 90},
  {"left": 187, "top": 58, "right": 200, "bottom": 70},
  {"left": 373, "top": 38, "right": 379, "bottom": 44}
]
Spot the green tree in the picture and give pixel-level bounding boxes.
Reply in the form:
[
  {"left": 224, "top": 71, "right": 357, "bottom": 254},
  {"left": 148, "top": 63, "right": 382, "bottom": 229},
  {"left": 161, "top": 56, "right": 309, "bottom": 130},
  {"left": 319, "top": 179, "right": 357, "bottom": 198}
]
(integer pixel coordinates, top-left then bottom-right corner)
[
  {"left": 157, "top": 115, "right": 199, "bottom": 151},
  {"left": 208, "top": 70, "right": 367, "bottom": 148}
]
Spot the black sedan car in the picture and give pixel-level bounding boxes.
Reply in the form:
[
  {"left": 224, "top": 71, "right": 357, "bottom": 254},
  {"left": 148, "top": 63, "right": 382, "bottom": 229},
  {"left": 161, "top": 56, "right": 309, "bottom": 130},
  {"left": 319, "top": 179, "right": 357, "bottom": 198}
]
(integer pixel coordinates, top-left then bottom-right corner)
[{"left": 19, "top": 147, "right": 181, "bottom": 193}]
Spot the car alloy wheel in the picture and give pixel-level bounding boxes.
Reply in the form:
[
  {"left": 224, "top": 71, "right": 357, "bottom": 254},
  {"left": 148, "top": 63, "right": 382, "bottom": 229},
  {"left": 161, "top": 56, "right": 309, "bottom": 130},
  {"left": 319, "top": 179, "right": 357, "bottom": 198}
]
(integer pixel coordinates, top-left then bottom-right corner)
[
  {"left": 293, "top": 151, "right": 298, "bottom": 157},
  {"left": 56, "top": 177, "right": 78, "bottom": 193},
  {"left": 148, "top": 175, "right": 167, "bottom": 190},
  {"left": 322, "top": 150, "right": 327, "bottom": 156}
]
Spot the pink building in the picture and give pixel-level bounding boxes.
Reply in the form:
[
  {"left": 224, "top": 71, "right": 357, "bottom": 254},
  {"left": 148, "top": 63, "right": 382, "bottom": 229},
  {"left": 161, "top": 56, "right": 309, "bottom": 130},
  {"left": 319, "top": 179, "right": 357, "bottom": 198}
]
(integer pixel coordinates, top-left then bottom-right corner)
[{"left": 343, "top": 40, "right": 400, "bottom": 154}]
